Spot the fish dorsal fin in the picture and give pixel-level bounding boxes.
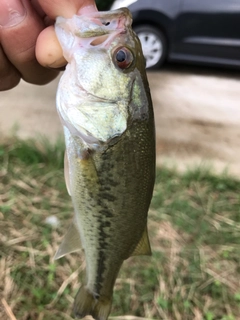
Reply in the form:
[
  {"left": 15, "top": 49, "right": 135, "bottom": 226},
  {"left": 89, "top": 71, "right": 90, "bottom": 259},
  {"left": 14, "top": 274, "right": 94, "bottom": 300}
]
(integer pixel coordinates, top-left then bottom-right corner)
[
  {"left": 64, "top": 150, "right": 71, "bottom": 196},
  {"left": 131, "top": 226, "right": 152, "bottom": 257},
  {"left": 54, "top": 222, "right": 82, "bottom": 260}
]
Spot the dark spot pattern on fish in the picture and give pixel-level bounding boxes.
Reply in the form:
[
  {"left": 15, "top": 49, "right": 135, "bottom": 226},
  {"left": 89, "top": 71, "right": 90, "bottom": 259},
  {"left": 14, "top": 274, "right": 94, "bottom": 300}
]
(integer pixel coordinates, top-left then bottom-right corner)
[
  {"left": 95, "top": 249, "right": 105, "bottom": 294},
  {"left": 99, "top": 185, "right": 111, "bottom": 191},
  {"left": 100, "top": 192, "right": 117, "bottom": 202},
  {"left": 95, "top": 211, "right": 114, "bottom": 294},
  {"left": 99, "top": 209, "right": 114, "bottom": 218}
]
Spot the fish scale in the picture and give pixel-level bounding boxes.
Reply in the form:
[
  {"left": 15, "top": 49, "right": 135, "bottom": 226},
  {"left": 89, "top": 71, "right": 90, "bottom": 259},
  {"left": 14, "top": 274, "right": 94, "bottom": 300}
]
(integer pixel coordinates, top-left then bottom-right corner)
[
  {"left": 69, "top": 119, "right": 155, "bottom": 299},
  {"left": 55, "top": 8, "right": 155, "bottom": 320}
]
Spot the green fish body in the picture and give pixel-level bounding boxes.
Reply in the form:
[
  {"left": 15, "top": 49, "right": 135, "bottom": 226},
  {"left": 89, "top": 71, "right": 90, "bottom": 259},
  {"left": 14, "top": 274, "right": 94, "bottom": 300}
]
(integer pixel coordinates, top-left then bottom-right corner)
[{"left": 55, "top": 8, "right": 155, "bottom": 320}]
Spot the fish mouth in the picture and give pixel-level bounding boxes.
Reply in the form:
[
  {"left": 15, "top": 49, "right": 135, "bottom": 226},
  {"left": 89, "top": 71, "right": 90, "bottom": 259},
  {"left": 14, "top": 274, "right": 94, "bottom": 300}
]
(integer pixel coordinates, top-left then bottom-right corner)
[
  {"left": 75, "top": 8, "right": 132, "bottom": 34},
  {"left": 56, "top": 8, "right": 132, "bottom": 50},
  {"left": 82, "top": 7, "right": 133, "bottom": 31}
]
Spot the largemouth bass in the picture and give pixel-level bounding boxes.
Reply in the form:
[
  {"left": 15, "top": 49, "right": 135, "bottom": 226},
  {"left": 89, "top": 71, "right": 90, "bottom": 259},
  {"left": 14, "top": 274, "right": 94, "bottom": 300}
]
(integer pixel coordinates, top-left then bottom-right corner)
[{"left": 55, "top": 8, "right": 155, "bottom": 320}]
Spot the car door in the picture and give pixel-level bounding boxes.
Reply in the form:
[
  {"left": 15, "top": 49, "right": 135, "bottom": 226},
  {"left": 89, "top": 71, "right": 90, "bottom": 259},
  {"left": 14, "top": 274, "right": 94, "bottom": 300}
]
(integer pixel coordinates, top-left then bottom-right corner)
[{"left": 171, "top": 0, "right": 240, "bottom": 65}]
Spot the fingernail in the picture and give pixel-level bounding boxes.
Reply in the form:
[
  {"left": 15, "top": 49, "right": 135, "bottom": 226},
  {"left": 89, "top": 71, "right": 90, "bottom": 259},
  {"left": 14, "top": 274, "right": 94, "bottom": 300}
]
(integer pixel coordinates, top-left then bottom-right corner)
[
  {"left": 0, "top": 0, "right": 26, "bottom": 27},
  {"left": 78, "top": 5, "right": 98, "bottom": 15}
]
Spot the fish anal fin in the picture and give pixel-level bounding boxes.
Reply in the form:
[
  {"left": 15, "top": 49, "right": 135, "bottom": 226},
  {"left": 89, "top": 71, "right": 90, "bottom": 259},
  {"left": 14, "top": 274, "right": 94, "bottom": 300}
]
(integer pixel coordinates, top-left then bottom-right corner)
[
  {"left": 54, "top": 222, "right": 81, "bottom": 260},
  {"left": 73, "top": 286, "right": 112, "bottom": 320},
  {"left": 131, "top": 226, "right": 152, "bottom": 257},
  {"left": 64, "top": 150, "right": 71, "bottom": 196}
]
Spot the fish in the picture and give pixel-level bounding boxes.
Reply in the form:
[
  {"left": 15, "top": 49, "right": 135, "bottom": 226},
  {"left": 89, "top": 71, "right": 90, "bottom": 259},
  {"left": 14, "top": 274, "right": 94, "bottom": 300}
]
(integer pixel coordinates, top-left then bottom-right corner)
[{"left": 54, "top": 8, "right": 155, "bottom": 320}]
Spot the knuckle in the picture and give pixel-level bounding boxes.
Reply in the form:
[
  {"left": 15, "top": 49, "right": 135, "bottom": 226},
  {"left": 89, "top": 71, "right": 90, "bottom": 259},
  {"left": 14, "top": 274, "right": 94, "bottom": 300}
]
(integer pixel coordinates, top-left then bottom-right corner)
[{"left": 0, "top": 73, "right": 21, "bottom": 91}]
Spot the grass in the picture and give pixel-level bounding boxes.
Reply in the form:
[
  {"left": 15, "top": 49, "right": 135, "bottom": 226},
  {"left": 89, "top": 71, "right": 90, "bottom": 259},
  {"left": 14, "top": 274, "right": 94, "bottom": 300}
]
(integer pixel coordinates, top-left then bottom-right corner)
[{"left": 0, "top": 137, "right": 240, "bottom": 320}]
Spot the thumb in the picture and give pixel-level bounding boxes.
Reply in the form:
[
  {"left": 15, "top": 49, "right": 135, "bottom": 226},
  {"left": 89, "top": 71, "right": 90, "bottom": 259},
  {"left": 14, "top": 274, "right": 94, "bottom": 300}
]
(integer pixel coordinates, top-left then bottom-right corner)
[
  {"left": 38, "top": 0, "right": 97, "bottom": 19},
  {"left": 36, "top": 0, "right": 98, "bottom": 68}
]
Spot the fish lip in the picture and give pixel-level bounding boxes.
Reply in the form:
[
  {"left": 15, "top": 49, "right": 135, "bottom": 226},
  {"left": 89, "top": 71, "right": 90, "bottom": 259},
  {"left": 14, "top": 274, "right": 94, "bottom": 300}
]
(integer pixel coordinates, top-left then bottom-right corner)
[
  {"left": 56, "top": 8, "right": 132, "bottom": 42},
  {"left": 79, "top": 8, "right": 133, "bottom": 28}
]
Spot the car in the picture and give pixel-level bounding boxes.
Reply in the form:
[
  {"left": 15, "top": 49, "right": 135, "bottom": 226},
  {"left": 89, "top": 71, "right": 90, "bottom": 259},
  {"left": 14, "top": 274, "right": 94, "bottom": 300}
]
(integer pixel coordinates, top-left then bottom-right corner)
[{"left": 110, "top": 0, "right": 240, "bottom": 69}]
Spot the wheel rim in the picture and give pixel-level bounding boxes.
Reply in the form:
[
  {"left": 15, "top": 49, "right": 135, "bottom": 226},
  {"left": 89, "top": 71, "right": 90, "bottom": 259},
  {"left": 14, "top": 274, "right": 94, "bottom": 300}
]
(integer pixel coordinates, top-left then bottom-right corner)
[{"left": 137, "top": 32, "right": 163, "bottom": 68}]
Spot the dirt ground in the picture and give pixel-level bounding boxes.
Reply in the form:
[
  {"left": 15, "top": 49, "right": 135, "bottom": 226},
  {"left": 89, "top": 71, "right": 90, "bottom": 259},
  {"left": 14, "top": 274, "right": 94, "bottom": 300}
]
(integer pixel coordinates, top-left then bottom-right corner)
[{"left": 1, "top": 64, "right": 240, "bottom": 176}]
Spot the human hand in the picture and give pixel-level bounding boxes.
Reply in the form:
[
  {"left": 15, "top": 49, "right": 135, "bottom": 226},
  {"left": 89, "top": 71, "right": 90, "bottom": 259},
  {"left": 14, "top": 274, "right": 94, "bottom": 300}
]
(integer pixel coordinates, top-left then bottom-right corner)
[{"left": 0, "top": 0, "right": 97, "bottom": 91}]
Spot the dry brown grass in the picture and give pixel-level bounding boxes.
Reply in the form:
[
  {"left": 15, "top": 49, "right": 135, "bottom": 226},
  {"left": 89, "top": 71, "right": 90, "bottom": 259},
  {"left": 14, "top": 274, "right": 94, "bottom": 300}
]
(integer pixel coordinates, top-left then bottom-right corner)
[{"left": 1, "top": 139, "right": 240, "bottom": 319}]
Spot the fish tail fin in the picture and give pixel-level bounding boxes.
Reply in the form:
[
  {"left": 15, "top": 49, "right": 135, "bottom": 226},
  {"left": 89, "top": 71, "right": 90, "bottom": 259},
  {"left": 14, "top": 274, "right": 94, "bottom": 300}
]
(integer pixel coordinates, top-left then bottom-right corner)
[
  {"left": 92, "top": 297, "right": 112, "bottom": 320},
  {"left": 73, "top": 286, "right": 112, "bottom": 320}
]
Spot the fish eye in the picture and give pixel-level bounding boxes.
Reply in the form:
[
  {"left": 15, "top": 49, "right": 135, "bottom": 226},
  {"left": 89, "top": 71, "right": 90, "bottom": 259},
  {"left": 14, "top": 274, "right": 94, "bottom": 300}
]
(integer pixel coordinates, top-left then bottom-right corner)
[
  {"left": 116, "top": 50, "right": 126, "bottom": 62},
  {"left": 113, "top": 47, "right": 134, "bottom": 70}
]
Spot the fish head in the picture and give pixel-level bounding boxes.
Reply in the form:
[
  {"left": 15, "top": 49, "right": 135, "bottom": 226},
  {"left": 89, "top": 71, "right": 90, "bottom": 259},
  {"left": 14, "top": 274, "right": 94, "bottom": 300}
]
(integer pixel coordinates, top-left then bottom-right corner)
[{"left": 55, "top": 8, "right": 146, "bottom": 103}]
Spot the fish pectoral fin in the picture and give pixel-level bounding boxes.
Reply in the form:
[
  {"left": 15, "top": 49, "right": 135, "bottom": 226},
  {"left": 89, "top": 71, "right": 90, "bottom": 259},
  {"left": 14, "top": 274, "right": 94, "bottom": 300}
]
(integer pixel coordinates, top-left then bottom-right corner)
[
  {"left": 131, "top": 226, "right": 152, "bottom": 257},
  {"left": 64, "top": 150, "right": 71, "bottom": 196},
  {"left": 54, "top": 222, "right": 82, "bottom": 260}
]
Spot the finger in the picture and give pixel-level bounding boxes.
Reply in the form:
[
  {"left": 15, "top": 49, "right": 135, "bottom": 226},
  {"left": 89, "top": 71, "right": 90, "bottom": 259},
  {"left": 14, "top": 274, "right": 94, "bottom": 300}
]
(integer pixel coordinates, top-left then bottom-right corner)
[
  {"left": 0, "top": 46, "right": 21, "bottom": 91},
  {"left": 38, "top": 0, "right": 97, "bottom": 19},
  {"left": 36, "top": 25, "right": 67, "bottom": 68},
  {"left": 36, "top": 0, "right": 98, "bottom": 68},
  {"left": 0, "top": 0, "right": 59, "bottom": 85},
  {"left": 31, "top": 0, "right": 55, "bottom": 26}
]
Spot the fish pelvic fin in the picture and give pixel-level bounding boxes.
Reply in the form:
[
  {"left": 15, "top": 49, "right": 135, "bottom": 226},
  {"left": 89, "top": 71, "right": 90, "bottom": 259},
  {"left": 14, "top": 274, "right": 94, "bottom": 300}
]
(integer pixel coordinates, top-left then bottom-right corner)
[
  {"left": 73, "top": 286, "right": 112, "bottom": 320},
  {"left": 131, "top": 226, "right": 152, "bottom": 257},
  {"left": 54, "top": 222, "right": 81, "bottom": 260}
]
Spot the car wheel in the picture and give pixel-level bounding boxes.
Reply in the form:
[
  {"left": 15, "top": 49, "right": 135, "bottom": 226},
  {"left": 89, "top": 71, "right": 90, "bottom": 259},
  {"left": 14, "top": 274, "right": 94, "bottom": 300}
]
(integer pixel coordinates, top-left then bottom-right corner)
[{"left": 134, "top": 25, "right": 167, "bottom": 69}]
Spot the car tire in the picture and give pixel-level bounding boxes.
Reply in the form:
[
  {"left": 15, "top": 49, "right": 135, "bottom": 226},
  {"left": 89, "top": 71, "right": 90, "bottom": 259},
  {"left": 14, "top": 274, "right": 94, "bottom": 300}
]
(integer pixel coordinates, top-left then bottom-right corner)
[{"left": 134, "top": 25, "right": 167, "bottom": 69}]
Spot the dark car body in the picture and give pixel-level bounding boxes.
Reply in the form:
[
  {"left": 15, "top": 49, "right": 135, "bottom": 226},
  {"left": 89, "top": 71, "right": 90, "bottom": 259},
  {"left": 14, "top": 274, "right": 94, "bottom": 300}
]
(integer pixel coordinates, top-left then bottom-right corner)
[{"left": 111, "top": 0, "right": 240, "bottom": 68}]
